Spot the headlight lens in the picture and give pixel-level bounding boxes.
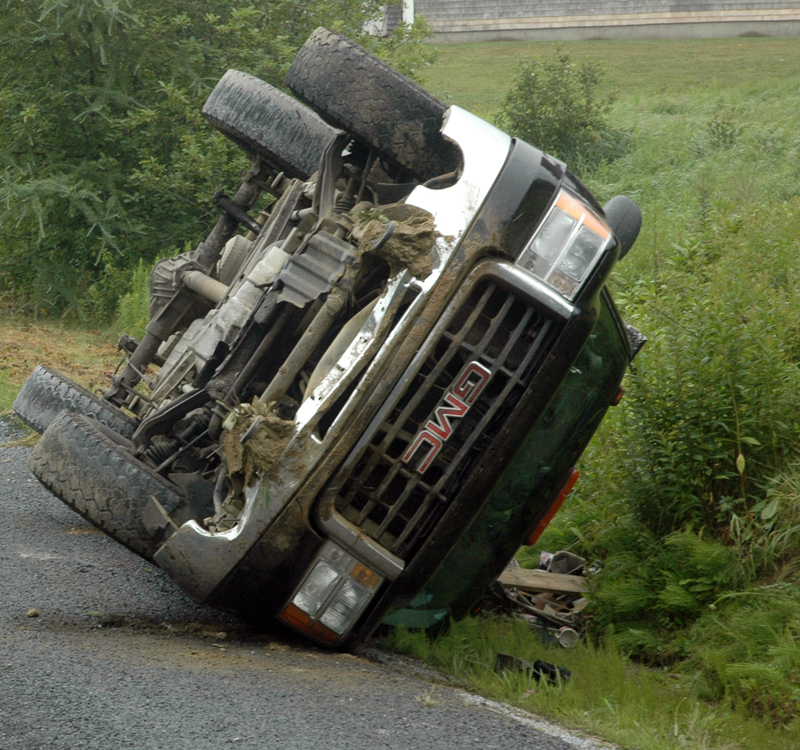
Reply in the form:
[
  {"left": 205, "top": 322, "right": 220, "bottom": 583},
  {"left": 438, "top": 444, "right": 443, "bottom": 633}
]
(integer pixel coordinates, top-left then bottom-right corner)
[
  {"left": 280, "top": 541, "right": 383, "bottom": 644},
  {"left": 517, "top": 190, "right": 612, "bottom": 300},
  {"left": 319, "top": 578, "right": 372, "bottom": 634},
  {"left": 292, "top": 560, "right": 340, "bottom": 617}
]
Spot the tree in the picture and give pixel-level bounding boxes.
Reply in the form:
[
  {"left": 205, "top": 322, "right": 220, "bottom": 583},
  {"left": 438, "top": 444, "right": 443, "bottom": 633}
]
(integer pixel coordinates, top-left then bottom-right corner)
[{"left": 0, "top": 0, "right": 435, "bottom": 317}]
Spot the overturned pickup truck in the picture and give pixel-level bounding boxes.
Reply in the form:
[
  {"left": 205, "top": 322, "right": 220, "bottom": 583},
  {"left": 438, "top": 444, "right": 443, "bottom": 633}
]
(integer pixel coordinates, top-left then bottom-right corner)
[{"left": 16, "top": 28, "right": 644, "bottom": 647}]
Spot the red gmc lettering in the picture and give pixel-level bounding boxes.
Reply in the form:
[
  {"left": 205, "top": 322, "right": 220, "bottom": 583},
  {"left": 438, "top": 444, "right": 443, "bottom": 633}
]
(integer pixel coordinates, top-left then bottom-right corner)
[
  {"left": 402, "top": 362, "right": 492, "bottom": 474},
  {"left": 402, "top": 431, "right": 443, "bottom": 475},
  {"left": 453, "top": 362, "right": 491, "bottom": 405},
  {"left": 427, "top": 394, "right": 468, "bottom": 441}
]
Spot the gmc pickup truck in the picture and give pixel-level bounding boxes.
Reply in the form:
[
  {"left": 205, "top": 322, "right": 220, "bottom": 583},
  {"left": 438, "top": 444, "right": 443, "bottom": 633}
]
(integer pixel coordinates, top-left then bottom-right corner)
[{"left": 16, "top": 28, "right": 643, "bottom": 647}]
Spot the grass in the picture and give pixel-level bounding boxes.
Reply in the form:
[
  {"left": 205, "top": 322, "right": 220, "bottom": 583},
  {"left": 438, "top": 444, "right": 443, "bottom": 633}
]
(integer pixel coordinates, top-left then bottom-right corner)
[
  {"left": 0, "top": 306, "right": 121, "bottom": 414},
  {"left": 384, "top": 616, "right": 800, "bottom": 750},
  {"left": 422, "top": 37, "right": 800, "bottom": 119}
]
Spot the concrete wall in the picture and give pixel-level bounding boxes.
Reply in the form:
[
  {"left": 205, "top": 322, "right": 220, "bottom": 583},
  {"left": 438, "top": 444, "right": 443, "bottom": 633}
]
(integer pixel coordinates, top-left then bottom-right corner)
[{"left": 408, "top": 1, "right": 800, "bottom": 41}]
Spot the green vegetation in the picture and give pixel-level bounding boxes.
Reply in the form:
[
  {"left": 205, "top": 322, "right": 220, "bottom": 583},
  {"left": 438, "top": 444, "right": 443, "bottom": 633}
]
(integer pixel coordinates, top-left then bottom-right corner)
[
  {"left": 0, "top": 0, "right": 434, "bottom": 320},
  {"left": 395, "top": 37, "right": 800, "bottom": 748},
  {"left": 495, "top": 50, "right": 627, "bottom": 171}
]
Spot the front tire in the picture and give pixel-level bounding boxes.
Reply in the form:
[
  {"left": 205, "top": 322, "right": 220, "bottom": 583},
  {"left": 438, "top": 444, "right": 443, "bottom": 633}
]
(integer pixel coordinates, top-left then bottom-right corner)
[
  {"left": 28, "top": 411, "right": 185, "bottom": 562},
  {"left": 285, "top": 28, "right": 461, "bottom": 182}
]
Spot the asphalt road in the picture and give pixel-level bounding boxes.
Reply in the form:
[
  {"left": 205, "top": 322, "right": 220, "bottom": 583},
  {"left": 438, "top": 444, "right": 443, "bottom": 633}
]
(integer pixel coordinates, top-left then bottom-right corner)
[{"left": 0, "top": 415, "right": 605, "bottom": 750}]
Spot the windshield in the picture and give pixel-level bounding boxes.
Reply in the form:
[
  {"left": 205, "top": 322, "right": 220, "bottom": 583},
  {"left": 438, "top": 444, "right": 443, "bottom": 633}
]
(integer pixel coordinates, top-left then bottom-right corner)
[{"left": 383, "top": 290, "right": 630, "bottom": 628}]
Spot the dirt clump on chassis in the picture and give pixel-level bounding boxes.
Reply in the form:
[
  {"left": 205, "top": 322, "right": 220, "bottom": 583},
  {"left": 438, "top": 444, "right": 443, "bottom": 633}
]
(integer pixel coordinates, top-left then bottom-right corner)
[{"left": 16, "top": 28, "right": 645, "bottom": 647}]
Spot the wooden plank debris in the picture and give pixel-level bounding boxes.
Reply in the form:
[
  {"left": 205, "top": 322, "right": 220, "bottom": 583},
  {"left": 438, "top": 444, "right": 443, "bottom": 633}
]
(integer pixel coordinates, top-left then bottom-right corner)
[{"left": 498, "top": 568, "right": 586, "bottom": 596}]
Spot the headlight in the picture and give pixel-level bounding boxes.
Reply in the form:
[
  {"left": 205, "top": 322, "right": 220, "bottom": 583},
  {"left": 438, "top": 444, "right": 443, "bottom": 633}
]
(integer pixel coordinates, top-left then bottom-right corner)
[
  {"left": 517, "top": 190, "right": 612, "bottom": 300},
  {"left": 279, "top": 541, "right": 383, "bottom": 645},
  {"left": 292, "top": 559, "right": 340, "bottom": 617},
  {"left": 319, "top": 577, "right": 373, "bottom": 634}
]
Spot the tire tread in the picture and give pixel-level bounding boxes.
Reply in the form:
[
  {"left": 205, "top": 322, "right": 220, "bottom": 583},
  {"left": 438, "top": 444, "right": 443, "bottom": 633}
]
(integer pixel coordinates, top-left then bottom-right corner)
[
  {"left": 28, "top": 412, "right": 185, "bottom": 562},
  {"left": 285, "top": 28, "right": 460, "bottom": 181},
  {"left": 203, "top": 69, "right": 339, "bottom": 180},
  {"left": 13, "top": 366, "right": 136, "bottom": 437}
]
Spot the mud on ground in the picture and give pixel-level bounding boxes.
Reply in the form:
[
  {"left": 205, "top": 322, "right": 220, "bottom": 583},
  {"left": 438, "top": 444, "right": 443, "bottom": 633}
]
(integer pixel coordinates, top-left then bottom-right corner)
[{"left": 0, "top": 315, "right": 122, "bottom": 413}]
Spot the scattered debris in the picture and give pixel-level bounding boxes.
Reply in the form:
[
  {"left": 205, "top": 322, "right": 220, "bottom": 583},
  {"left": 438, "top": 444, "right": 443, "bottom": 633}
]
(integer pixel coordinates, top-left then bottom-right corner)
[
  {"left": 415, "top": 688, "right": 441, "bottom": 707},
  {"left": 489, "top": 551, "right": 590, "bottom": 647},
  {"left": 26, "top": 608, "right": 40, "bottom": 618},
  {"left": 498, "top": 568, "right": 586, "bottom": 597},
  {"left": 556, "top": 626, "right": 579, "bottom": 649},
  {"left": 494, "top": 652, "right": 571, "bottom": 686}
]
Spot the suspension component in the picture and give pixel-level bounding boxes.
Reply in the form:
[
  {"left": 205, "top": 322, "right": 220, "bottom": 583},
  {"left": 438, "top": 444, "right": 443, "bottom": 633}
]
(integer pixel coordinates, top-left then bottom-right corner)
[
  {"left": 144, "top": 439, "right": 180, "bottom": 466},
  {"left": 104, "top": 161, "right": 267, "bottom": 406}
]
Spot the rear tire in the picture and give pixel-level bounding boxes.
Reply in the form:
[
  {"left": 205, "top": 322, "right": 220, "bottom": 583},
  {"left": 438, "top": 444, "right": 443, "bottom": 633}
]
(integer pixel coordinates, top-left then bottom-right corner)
[
  {"left": 203, "top": 69, "right": 339, "bottom": 180},
  {"left": 28, "top": 411, "right": 185, "bottom": 562},
  {"left": 285, "top": 27, "right": 461, "bottom": 182},
  {"left": 13, "top": 366, "right": 137, "bottom": 437}
]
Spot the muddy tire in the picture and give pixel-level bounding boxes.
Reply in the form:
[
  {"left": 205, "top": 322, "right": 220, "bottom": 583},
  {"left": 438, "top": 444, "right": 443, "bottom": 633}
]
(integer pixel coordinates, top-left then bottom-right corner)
[
  {"left": 13, "top": 366, "right": 137, "bottom": 437},
  {"left": 285, "top": 27, "right": 461, "bottom": 181},
  {"left": 28, "top": 411, "right": 185, "bottom": 562},
  {"left": 203, "top": 69, "right": 339, "bottom": 180}
]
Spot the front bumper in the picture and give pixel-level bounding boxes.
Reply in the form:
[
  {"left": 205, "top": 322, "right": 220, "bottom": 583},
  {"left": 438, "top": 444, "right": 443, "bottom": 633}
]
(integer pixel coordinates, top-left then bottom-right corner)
[{"left": 153, "top": 107, "right": 513, "bottom": 602}]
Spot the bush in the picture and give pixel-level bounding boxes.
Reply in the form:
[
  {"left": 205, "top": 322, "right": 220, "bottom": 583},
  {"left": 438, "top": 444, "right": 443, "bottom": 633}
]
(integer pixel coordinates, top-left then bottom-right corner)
[
  {"left": 0, "top": 2, "right": 435, "bottom": 320},
  {"left": 494, "top": 49, "right": 627, "bottom": 172}
]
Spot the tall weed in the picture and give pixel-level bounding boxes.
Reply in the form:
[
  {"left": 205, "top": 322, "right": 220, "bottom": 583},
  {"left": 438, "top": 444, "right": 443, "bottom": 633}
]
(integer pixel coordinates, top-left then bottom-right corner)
[
  {"left": 113, "top": 259, "right": 156, "bottom": 340},
  {"left": 113, "top": 248, "right": 177, "bottom": 338},
  {"left": 622, "top": 239, "right": 800, "bottom": 538}
]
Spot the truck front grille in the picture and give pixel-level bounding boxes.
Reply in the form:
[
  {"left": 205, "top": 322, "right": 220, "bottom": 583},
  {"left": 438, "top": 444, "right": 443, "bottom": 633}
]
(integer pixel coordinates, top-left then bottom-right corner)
[{"left": 333, "top": 279, "right": 557, "bottom": 559}]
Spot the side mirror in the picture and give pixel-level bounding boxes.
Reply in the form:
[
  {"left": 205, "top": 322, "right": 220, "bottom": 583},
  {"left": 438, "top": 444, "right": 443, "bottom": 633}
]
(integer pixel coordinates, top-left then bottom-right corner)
[{"left": 604, "top": 195, "right": 641, "bottom": 260}]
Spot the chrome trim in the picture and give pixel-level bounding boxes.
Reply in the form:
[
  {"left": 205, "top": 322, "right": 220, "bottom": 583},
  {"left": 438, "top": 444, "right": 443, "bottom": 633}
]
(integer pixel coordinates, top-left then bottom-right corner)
[
  {"left": 293, "top": 270, "right": 414, "bottom": 429},
  {"left": 154, "top": 479, "right": 281, "bottom": 600},
  {"left": 487, "top": 263, "right": 575, "bottom": 320},
  {"left": 405, "top": 107, "right": 511, "bottom": 240},
  {"left": 314, "top": 506, "right": 404, "bottom": 580}
]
